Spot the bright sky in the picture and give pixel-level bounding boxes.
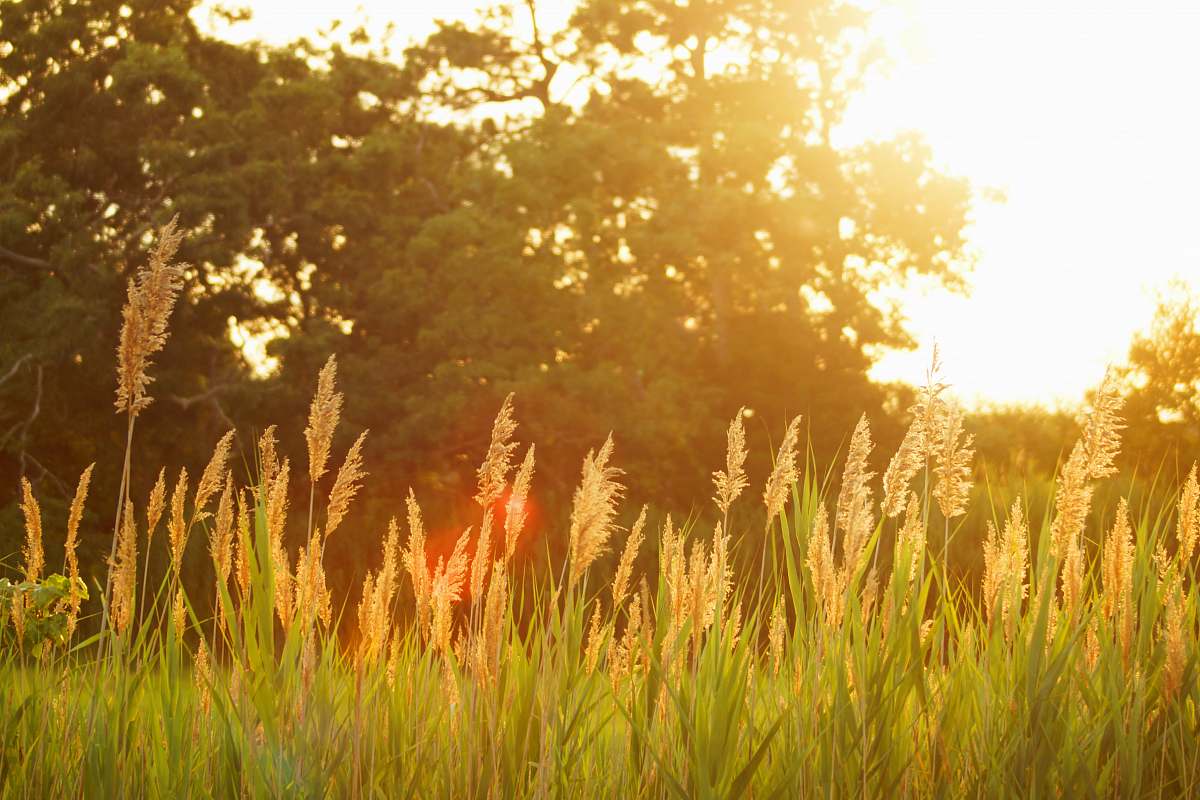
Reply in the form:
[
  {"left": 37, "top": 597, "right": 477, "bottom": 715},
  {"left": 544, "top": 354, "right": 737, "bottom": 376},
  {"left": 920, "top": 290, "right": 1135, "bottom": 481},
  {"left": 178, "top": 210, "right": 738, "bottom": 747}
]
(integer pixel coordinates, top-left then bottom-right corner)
[{"left": 195, "top": 0, "right": 1200, "bottom": 408}]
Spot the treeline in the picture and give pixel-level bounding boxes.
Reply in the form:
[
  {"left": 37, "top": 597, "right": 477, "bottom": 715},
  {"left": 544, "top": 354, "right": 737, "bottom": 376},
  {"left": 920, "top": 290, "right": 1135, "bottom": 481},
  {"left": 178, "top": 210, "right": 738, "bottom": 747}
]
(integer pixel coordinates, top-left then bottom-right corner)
[{"left": 0, "top": 0, "right": 1194, "bottom": 605}]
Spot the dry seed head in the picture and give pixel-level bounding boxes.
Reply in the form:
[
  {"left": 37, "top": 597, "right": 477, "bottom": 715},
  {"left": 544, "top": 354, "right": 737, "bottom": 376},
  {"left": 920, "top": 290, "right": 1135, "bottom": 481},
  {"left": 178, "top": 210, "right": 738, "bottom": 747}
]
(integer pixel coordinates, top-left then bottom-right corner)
[
  {"left": 470, "top": 510, "right": 494, "bottom": 604},
  {"left": 982, "top": 520, "right": 1003, "bottom": 627},
  {"left": 428, "top": 529, "right": 472, "bottom": 647},
  {"left": 762, "top": 415, "right": 803, "bottom": 529},
  {"left": 1161, "top": 574, "right": 1186, "bottom": 700},
  {"left": 1176, "top": 463, "right": 1199, "bottom": 566},
  {"left": 293, "top": 532, "right": 332, "bottom": 630},
  {"left": 194, "top": 638, "right": 213, "bottom": 715},
  {"left": 304, "top": 355, "right": 343, "bottom": 485},
  {"left": 169, "top": 467, "right": 190, "bottom": 572},
  {"left": 65, "top": 464, "right": 94, "bottom": 635},
  {"left": 806, "top": 505, "right": 840, "bottom": 627},
  {"left": 1060, "top": 535, "right": 1085, "bottom": 616},
  {"left": 325, "top": 429, "right": 368, "bottom": 537},
  {"left": 211, "top": 472, "right": 235, "bottom": 585},
  {"left": 194, "top": 430, "right": 235, "bottom": 523},
  {"left": 836, "top": 414, "right": 875, "bottom": 537},
  {"left": 584, "top": 605, "right": 605, "bottom": 674},
  {"left": 768, "top": 597, "right": 786, "bottom": 676},
  {"left": 443, "top": 527, "right": 472, "bottom": 606},
  {"left": 504, "top": 444, "right": 535, "bottom": 560},
  {"left": 475, "top": 392, "right": 518, "bottom": 509},
  {"left": 19, "top": 478, "right": 44, "bottom": 583},
  {"left": 1102, "top": 497, "right": 1136, "bottom": 661},
  {"left": 257, "top": 425, "right": 279, "bottom": 496},
  {"left": 612, "top": 505, "right": 647, "bottom": 610},
  {"left": 1050, "top": 373, "right": 1125, "bottom": 556},
  {"left": 882, "top": 417, "right": 925, "bottom": 518},
  {"left": 401, "top": 489, "right": 431, "bottom": 632},
  {"left": 932, "top": 403, "right": 974, "bottom": 519},
  {"left": 839, "top": 486, "right": 874, "bottom": 577},
  {"left": 908, "top": 344, "right": 949, "bottom": 465},
  {"left": 861, "top": 565, "right": 880, "bottom": 622},
  {"left": 356, "top": 572, "right": 379, "bottom": 664},
  {"left": 235, "top": 488, "right": 251, "bottom": 603},
  {"left": 146, "top": 467, "right": 167, "bottom": 546},
  {"left": 896, "top": 492, "right": 925, "bottom": 592},
  {"left": 707, "top": 524, "right": 733, "bottom": 622},
  {"left": 567, "top": 435, "right": 625, "bottom": 589},
  {"left": 172, "top": 587, "right": 187, "bottom": 640},
  {"left": 713, "top": 408, "right": 750, "bottom": 517},
  {"left": 114, "top": 216, "right": 186, "bottom": 415},
  {"left": 476, "top": 562, "right": 507, "bottom": 683},
  {"left": 266, "top": 459, "right": 290, "bottom": 547},
  {"left": 111, "top": 499, "right": 138, "bottom": 636}
]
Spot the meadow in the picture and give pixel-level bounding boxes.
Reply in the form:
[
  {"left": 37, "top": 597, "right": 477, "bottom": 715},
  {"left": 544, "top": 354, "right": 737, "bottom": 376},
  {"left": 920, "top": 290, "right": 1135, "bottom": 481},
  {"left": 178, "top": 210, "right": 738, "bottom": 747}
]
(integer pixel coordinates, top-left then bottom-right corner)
[{"left": 1, "top": 221, "right": 1198, "bottom": 799}]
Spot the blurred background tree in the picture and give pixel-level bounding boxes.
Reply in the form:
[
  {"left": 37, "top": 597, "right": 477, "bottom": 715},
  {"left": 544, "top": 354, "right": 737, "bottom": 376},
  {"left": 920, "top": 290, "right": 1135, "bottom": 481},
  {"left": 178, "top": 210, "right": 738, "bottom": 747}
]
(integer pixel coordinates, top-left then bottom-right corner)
[
  {"left": 1118, "top": 280, "right": 1200, "bottom": 467},
  {"left": 25, "top": 0, "right": 1194, "bottom": 606}
]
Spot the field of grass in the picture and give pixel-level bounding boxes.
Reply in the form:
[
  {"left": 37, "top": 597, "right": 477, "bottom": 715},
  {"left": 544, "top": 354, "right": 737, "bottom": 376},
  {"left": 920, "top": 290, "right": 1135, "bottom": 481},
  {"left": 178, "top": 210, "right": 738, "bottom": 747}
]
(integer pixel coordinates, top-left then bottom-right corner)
[{"left": 1, "top": 223, "right": 1198, "bottom": 798}]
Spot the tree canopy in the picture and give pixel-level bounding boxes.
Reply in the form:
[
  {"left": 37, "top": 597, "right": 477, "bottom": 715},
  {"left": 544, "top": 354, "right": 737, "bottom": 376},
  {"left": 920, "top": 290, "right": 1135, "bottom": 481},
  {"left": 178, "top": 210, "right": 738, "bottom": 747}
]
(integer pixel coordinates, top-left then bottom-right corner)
[{"left": 1, "top": 0, "right": 976, "bottom": 589}]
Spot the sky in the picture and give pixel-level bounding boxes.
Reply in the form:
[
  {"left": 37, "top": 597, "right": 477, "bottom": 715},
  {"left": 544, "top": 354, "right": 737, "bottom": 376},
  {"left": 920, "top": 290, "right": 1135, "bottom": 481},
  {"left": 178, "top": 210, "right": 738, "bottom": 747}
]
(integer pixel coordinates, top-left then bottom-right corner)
[{"left": 194, "top": 0, "right": 1200, "bottom": 408}]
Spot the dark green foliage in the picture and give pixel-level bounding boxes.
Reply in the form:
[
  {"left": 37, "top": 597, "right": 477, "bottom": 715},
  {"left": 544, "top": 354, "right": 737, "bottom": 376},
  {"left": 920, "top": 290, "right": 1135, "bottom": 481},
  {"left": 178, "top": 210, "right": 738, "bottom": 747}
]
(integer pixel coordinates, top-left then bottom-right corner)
[{"left": 1, "top": 0, "right": 975, "bottom": 606}]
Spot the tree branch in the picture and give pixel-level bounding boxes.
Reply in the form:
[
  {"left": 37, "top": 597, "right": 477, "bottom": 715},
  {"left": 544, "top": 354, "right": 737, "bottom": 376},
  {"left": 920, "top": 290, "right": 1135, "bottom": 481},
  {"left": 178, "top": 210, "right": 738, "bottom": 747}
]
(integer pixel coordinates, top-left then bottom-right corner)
[
  {"left": 0, "top": 244, "right": 52, "bottom": 270},
  {"left": 0, "top": 353, "right": 33, "bottom": 389}
]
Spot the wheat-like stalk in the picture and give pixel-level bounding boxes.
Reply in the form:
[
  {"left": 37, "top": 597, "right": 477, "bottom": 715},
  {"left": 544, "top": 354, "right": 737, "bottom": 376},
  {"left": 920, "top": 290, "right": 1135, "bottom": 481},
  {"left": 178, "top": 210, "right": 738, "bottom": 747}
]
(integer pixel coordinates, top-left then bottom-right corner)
[
  {"left": 567, "top": 435, "right": 625, "bottom": 589},
  {"left": 64, "top": 464, "right": 94, "bottom": 636},
  {"left": 194, "top": 430, "right": 235, "bottom": 524},
  {"left": 881, "top": 416, "right": 924, "bottom": 518},
  {"left": 19, "top": 478, "right": 43, "bottom": 583},
  {"left": 111, "top": 499, "right": 138, "bottom": 636},
  {"left": 326, "top": 429, "right": 368, "bottom": 537},
  {"left": 145, "top": 467, "right": 166, "bottom": 546},
  {"left": 304, "top": 355, "right": 343, "bottom": 485},
  {"left": 505, "top": 444, "right": 536, "bottom": 561},
  {"left": 931, "top": 403, "right": 973, "bottom": 520},
  {"left": 402, "top": 489, "right": 432, "bottom": 635},
  {"left": 475, "top": 392, "right": 518, "bottom": 509},
  {"left": 612, "top": 506, "right": 647, "bottom": 611},
  {"left": 1175, "top": 463, "right": 1199, "bottom": 566},
  {"left": 114, "top": 216, "right": 186, "bottom": 416},
  {"left": 1102, "top": 497, "right": 1136, "bottom": 663},
  {"left": 713, "top": 407, "right": 749, "bottom": 518},
  {"left": 762, "top": 415, "right": 803, "bottom": 530}
]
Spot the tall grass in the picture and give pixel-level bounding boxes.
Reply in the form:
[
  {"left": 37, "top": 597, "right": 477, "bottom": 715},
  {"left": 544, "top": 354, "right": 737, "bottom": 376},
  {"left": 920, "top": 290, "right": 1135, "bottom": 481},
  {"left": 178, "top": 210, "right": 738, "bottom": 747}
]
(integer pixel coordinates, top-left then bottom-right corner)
[{"left": 0, "top": 226, "right": 1197, "bottom": 798}]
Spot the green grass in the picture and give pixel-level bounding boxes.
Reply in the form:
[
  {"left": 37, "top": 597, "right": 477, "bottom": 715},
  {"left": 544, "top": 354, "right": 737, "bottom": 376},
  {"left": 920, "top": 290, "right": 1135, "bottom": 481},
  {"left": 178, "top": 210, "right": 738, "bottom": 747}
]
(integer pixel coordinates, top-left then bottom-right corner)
[{"left": 1, "top": 400, "right": 1197, "bottom": 799}]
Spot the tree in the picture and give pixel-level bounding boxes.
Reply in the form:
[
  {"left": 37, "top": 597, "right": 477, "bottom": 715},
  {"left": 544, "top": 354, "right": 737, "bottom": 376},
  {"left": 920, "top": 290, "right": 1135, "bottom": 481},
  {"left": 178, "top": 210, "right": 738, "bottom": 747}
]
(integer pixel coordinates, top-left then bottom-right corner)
[
  {"left": 396, "top": 0, "right": 975, "bottom": 508},
  {"left": 1120, "top": 280, "right": 1200, "bottom": 464},
  {"left": 0, "top": 0, "right": 477, "bottom": 596}
]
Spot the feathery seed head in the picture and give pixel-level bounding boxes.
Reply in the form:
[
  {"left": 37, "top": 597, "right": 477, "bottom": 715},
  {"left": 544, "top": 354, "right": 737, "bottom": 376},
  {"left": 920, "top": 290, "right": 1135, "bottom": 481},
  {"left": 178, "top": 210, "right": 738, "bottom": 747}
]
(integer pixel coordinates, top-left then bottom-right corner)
[
  {"left": 882, "top": 417, "right": 924, "bottom": 518},
  {"left": 475, "top": 392, "right": 518, "bottom": 509},
  {"left": 111, "top": 499, "right": 139, "bottom": 636},
  {"left": 763, "top": 415, "right": 803, "bottom": 529},
  {"left": 567, "top": 435, "right": 625, "bottom": 589},
  {"left": 19, "top": 478, "right": 43, "bottom": 583},
  {"left": 64, "top": 464, "right": 94, "bottom": 635},
  {"left": 612, "top": 505, "right": 647, "bottom": 610},
  {"left": 115, "top": 216, "right": 186, "bottom": 416},
  {"left": 146, "top": 467, "right": 167, "bottom": 546},
  {"left": 505, "top": 444, "right": 536, "bottom": 561},
  {"left": 304, "top": 355, "right": 343, "bottom": 485},
  {"left": 194, "top": 430, "right": 235, "bottom": 523},
  {"left": 257, "top": 425, "right": 279, "bottom": 496},
  {"left": 325, "top": 429, "right": 368, "bottom": 537},
  {"left": 168, "top": 467, "right": 189, "bottom": 573},
  {"left": 1176, "top": 463, "right": 1199, "bottom": 566},
  {"left": 932, "top": 403, "right": 974, "bottom": 519},
  {"left": 713, "top": 408, "right": 749, "bottom": 517}
]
